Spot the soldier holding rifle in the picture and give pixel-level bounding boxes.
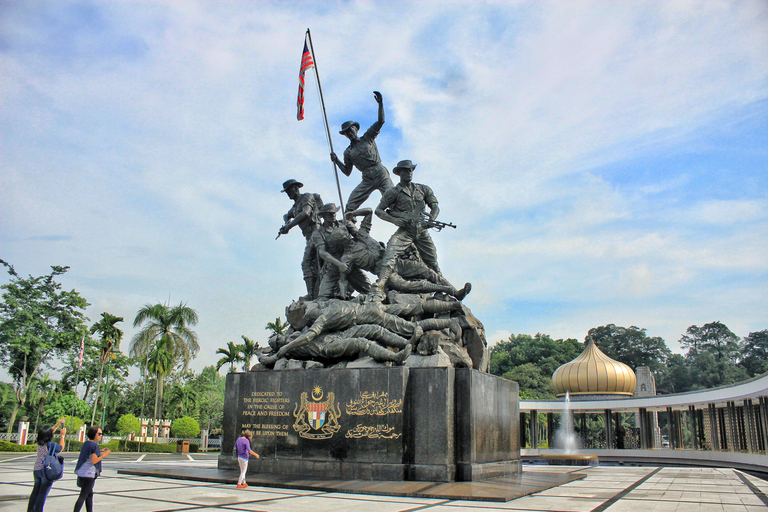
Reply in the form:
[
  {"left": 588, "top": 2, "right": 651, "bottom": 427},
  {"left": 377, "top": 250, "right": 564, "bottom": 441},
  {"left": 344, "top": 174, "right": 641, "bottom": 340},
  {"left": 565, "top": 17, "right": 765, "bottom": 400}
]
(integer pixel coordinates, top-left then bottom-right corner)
[
  {"left": 372, "top": 159, "right": 451, "bottom": 300},
  {"left": 277, "top": 179, "right": 322, "bottom": 299}
]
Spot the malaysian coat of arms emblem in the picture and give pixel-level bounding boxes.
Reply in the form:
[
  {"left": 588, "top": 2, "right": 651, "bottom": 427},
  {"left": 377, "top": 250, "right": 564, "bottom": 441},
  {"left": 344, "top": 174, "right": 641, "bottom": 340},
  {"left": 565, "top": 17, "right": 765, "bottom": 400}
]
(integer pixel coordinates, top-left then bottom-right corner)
[{"left": 293, "top": 386, "right": 341, "bottom": 439}]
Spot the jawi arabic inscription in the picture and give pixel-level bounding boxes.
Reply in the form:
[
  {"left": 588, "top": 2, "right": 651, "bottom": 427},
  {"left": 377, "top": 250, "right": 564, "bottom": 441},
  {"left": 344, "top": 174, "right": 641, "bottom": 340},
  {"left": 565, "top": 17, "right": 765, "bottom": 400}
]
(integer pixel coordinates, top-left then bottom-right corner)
[{"left": 240, "top": 384, "right": 403, "bottom": 442}]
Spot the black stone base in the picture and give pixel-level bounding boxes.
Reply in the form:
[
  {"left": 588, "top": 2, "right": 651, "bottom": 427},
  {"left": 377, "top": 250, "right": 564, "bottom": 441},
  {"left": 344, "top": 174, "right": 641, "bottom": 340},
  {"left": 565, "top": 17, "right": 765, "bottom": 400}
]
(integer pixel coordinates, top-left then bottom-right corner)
[{"left": 219, "top": 366, "right": 520, "bottom": 482}]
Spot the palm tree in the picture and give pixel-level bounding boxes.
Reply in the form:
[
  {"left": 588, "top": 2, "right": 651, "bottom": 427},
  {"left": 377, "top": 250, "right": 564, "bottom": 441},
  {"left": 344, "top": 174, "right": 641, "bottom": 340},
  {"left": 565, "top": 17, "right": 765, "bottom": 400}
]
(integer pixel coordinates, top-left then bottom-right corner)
[
  {"left": 146, "top": 337, "right": 174, "bottom": 431},
  {"left": 89, "top": 312, "right": 124, "bottom": 424},
  {"left": 265, "top": 317, "right": 287, "bottom": 336},
  {"left": 216, "top": 342, "right": 243, "bottom": 372},
  {"left": 31, "top": 374, "right": 55, "bottom": 432},
  {"left": 130, "top": 302, "right": 199, "bottom": 432},
  {"left": 239, "top": 336, "right": 259, "bottom": 372}
]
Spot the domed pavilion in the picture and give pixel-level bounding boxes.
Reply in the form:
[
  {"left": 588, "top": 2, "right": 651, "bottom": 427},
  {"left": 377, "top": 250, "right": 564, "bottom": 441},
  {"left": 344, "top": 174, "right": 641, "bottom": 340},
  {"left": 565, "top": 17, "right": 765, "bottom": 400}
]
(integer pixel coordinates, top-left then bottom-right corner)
[{"left": 552, "top": 337, "right": 637, "bottom": 400}]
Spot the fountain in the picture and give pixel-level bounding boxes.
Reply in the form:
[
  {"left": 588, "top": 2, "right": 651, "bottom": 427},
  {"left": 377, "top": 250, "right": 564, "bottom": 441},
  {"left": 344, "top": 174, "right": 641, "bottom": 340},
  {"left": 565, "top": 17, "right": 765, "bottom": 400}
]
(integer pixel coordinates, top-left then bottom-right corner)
[{"left": 541, "top": 392, "right": 599, "bottom": 466}]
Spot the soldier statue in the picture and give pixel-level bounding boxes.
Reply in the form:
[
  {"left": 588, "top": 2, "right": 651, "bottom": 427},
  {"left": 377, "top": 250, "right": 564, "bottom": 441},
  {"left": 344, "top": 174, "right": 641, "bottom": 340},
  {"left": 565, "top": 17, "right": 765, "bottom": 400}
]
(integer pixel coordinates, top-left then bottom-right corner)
[
  {"left": 371, "top": 160, "right": 443, "bottom": 300},
  {"left": 331, "top": 91, "right": 393, "bottom": 212},
  {"left": 277, "top": 179, "right": 321, "bottom": 299}
]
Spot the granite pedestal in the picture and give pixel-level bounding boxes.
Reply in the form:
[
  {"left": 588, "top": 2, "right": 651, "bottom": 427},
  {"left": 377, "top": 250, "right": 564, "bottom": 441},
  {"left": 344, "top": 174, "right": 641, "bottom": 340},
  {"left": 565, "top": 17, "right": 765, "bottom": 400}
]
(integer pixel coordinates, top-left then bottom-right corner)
[{"left": 218, "top": 367, "right": 520, "bottom": 482}]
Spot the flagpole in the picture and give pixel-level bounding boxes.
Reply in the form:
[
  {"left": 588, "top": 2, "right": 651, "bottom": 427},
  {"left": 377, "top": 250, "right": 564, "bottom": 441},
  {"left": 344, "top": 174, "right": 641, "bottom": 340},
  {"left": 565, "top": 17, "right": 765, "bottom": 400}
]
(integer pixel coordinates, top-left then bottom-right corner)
[{"left": 305, "top": 28, "right": 345, "bottom": 212}]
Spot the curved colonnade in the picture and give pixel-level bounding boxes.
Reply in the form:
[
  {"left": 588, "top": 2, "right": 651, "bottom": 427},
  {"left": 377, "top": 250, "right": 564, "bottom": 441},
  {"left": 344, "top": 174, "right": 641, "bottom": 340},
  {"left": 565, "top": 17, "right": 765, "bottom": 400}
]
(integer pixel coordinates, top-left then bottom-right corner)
[{"left": 520, "top": 371, "right": 768, "bottom": 475}]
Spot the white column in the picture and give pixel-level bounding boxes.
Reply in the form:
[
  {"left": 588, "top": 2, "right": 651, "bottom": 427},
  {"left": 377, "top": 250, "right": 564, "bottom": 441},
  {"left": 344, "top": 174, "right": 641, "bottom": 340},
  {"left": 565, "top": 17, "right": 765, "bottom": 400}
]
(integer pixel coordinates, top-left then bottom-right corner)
[{"left": 17, "top": 419, "right": 30, "bottom": 445}]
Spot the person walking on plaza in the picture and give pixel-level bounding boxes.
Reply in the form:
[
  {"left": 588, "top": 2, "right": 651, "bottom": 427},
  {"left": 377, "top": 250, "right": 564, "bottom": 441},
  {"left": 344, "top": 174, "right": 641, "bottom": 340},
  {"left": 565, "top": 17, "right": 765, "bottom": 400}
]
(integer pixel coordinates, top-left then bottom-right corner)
[
  {"left": 27, "top": 418, "right": 66, "bottom": 512},
  {"left": 73, "top": 426, "right": 110, "bottom": 512},
  {"left": 235, "top": 430, "right": 260, "bottom": 489}
]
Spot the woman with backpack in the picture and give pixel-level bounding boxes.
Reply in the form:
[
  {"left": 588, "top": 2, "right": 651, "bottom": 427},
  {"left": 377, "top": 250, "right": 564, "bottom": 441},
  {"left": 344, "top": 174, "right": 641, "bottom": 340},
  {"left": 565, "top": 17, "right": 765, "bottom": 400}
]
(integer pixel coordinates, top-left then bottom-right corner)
[
  {"left": 73, "top": 425, "right": 111, "bottom": 512},
  {"left": 27, "top": 418, "right": 66, "bottom": 512}
]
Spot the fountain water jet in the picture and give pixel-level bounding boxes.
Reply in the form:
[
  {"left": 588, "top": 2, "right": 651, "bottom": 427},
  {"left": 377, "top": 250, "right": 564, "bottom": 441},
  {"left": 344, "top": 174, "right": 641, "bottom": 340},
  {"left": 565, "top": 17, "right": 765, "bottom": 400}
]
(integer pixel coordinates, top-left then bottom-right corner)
[{"left": 541, "top": 392, "right": 599, "bottom": 466}]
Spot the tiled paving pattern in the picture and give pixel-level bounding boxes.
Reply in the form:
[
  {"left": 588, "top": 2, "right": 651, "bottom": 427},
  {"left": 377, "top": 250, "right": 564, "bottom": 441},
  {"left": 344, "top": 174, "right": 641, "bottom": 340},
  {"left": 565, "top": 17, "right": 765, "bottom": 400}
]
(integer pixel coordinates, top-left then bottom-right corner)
[{"left": 1, "top": 452, "right": 766, "bottom": 511}]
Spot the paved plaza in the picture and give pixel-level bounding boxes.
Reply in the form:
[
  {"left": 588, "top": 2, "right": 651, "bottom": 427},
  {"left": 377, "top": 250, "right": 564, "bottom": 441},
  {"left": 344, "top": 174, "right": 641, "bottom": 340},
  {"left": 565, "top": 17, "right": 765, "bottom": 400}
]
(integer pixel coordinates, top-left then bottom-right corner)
[{"left": 1, "top": 452, "right": 766, "bottom": 511}]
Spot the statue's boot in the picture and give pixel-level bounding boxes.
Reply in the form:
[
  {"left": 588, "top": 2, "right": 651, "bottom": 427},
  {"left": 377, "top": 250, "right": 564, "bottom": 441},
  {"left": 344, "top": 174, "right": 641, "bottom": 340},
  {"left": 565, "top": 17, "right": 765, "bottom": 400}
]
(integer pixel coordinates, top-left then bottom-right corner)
[
  {"left": 409, "top": 325, "right": 423, "bottom": 345},
  {"left": 394, "top": 344, "right": 412, "bottom": 365},
  {"left": 454, "top": 283, "right": 472, "bottom": 301},
  {"left": 365, "top": 341, "right": 407, "bottom": 364}
]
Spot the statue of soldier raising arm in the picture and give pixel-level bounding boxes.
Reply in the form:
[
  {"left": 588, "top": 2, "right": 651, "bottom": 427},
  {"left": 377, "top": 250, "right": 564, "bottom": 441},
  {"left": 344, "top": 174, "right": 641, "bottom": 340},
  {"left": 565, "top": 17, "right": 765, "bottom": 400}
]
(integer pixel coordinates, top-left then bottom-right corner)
[{"left": 331, "top": 91, "right": 393, "bottom": 213}]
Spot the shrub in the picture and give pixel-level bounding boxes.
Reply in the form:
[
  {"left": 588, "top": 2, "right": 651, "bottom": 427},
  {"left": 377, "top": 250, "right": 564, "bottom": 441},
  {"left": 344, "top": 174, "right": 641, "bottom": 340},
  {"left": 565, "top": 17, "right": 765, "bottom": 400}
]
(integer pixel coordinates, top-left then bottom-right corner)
[
  {"left": 118, "top": 440, "right": 198, "bottom": 453},
  {"left": 0, "top": 440, "right": 37, "bottom": 452},
  {"left": 171, "top": 416, "right": 200, "bottom": 438},
  {"left": 68, "top": 438, "right": 119, "bottom": 453},
  {"left": 116, "top": 414, "right": 141, "bottom": 436}
]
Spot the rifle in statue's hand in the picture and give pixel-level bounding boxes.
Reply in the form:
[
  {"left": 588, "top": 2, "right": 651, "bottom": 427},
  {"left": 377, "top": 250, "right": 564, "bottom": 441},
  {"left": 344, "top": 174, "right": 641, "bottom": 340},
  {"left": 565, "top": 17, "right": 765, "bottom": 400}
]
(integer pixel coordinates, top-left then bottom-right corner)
[
  {"left": 389, "top": 211, "right": 457, "bottom": 232},
  {"left": 425, "top": 217, "right": 457, "bottom": 231}
]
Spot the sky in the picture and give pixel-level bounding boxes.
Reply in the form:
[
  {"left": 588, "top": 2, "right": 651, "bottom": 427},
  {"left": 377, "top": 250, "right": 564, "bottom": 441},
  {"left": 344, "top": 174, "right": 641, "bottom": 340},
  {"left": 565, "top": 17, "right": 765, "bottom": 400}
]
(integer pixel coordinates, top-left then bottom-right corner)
[{"left": 1, "top": 0, "right": 767, "bottom": 379}]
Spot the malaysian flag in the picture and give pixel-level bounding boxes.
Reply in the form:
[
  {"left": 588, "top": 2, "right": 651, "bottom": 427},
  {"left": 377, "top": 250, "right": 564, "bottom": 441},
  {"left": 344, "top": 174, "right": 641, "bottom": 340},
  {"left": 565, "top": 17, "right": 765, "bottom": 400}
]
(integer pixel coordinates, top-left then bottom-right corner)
[
  {"left": 77, "top": 334, "right": 85, "bottom": 369},
  {"left": 297, "top": 35, "right": 314, "bottom": 121}
]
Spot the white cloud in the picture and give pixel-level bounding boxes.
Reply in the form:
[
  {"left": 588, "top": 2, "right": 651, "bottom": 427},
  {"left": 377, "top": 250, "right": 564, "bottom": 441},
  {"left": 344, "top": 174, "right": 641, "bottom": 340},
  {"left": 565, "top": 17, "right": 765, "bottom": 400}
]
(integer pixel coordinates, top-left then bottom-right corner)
[{"left": 0, "top": 0, "right": 766, "bottom": 381}]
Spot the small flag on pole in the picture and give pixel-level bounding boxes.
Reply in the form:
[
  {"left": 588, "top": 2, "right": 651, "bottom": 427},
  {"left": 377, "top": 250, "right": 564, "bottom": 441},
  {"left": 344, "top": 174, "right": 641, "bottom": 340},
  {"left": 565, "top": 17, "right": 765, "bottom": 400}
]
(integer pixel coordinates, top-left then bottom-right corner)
[
  {"left": 77, "top": 334, "right": 85, "bottom": 369},
  {"left": 297, "top": 35, "right": 314, "bottom": 121}
]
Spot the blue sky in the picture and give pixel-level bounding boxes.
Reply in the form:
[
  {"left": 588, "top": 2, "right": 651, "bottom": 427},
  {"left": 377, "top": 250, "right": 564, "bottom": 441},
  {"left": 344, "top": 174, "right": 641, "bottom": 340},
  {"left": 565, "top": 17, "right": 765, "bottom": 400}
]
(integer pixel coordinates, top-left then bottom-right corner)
[{"left": 1, "top": 0, "right": 766, "bottom": 377}]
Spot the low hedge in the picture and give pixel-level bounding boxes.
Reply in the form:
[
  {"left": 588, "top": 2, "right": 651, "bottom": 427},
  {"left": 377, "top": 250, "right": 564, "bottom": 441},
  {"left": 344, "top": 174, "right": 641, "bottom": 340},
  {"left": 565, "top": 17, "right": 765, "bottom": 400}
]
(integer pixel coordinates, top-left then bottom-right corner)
[
  {"left": 0, "top": 440, "right": 38, "bottom": 452},
  {"left": 0, "top": 438, "right": 200, "bottom": 453},
  {"left": 67, "top": 438, "right": 120, "bottom": 453},
  {"left": 118, "top": 440, "right": 198, "bottom": 453}
]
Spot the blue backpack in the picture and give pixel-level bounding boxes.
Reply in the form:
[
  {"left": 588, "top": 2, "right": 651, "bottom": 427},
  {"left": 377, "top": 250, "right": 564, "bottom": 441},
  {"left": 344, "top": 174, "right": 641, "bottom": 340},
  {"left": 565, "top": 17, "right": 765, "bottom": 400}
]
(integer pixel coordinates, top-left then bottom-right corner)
[{"left": 42, "top": 442, "right": 63, "bottom": 482}]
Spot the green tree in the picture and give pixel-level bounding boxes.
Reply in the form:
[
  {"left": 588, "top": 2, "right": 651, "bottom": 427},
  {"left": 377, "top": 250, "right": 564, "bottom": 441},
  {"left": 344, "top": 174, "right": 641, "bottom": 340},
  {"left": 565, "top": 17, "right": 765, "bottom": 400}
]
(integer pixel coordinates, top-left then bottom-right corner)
[
  {"left": 588, "top": 324, "right": 671, "bottom": 372},
  {"left": 189, "top": 366, "right": 225, "bottom": 430},
  {"left": 239, "top": 336, "right": 259, "bottom": 372},
  {"left": 740, "top": 330, "right": 768, "bottom": 377},
  {"left": 44, "top": 393, "right": 90, "bottom": 425},
  {"left": 172, "top": 416, "right": 200, "bottom": 438},
  {"left": 502, "top": 363, "right": 557, "bottom": 399},
  {"left": 656, "top": 353, "right": 689, "bottom": 394},
  {"left": 679, "top": 322, "right": 747, "bottom": 390},
  {"left": 30, "top": 373, "right": 56, "bottom": 432},
  {"left": 680, "top": 321, "right": 740, "bottom": 360},
  {"left": 215, "top": 341, "right": 243, "bottom": 372},
  {"left": 116, "top": 414, "right": 141, "bottom": 436},
  {"left": 490, "top": 333, "right": 582, "bottom": 398},
  {"left": 0, "top": 261, "right": 89, "bottom": 432},
  {"left": 146, "top": 337, "right": 175, "bottom": 427},
  {"left": 266, "top": 317, "right": 287, "bottom": 336},
  {"left": 130, "top": 302, "right": 199, "bottom": 432},
  {"left": 89, "top": 312, "right": 124, "bottom": 425}
]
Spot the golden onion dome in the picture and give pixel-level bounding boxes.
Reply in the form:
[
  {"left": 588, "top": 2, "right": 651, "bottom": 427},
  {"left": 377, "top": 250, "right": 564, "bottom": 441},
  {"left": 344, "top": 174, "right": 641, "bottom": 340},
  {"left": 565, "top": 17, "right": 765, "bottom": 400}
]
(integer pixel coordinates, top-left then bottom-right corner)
[{"left": 552, "top": 337, "right": 637, "bottom": 399}]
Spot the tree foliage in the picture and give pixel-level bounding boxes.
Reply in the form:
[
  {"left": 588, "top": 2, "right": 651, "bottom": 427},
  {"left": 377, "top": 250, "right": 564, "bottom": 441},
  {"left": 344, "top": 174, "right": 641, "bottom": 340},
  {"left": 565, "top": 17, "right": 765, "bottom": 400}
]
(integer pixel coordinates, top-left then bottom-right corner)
[
  {"left": 131, "top": 302, "right": 199, "bottom": 434},
  {"left": 116, "top": 414, "right": 141, "bottom": 436},
  {"left": 239, "top": 336, "right": 259, "bottom": 372},
  {"left": 490, "top": 333, "right": 581, "bottom": 398},
  {"left": 588, "top": 324, "right": 671, "bottom": 372},
  {"left": 0, "top": 260, "right": 89, "bottom": 431},
  {"left": 739, "top": 330, "right": 768, "bottom": 377},
  {"left": 216, "top": 341, "right": 243, "bottom": 372},
  {"left": 171, "top": 416, "right": 201, "bottom": 438},
  {"left": 89, "top": 312, "right": 124, "bottom": 424}
]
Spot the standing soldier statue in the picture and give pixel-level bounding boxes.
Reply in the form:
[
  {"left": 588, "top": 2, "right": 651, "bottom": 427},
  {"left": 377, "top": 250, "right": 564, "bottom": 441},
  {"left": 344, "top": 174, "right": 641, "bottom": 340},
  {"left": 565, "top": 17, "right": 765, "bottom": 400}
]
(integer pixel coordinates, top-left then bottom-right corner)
[
  {"left": 331, "top": 91, "right": 393, "bottom": 213},
  {"left": 372, "top": 160, "right": 444, "bottom": 301},
  {"left": 277, "top": 179, "right": 322, "bottom": 299}
]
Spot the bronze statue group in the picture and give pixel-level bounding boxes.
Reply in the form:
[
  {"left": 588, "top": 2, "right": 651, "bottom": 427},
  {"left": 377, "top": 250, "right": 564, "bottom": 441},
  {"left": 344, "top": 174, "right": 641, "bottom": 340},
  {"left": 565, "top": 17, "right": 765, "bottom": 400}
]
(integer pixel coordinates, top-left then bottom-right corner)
[{"left": 262, "top": 92, "right": 488, "bottom": 372}]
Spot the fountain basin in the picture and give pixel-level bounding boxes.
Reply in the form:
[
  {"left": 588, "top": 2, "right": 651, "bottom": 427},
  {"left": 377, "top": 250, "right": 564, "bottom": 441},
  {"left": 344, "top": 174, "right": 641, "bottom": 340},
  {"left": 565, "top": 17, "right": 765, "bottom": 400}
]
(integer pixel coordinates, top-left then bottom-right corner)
[{"left": 540, "top": 453, "right": 599, "bottom": 466}]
